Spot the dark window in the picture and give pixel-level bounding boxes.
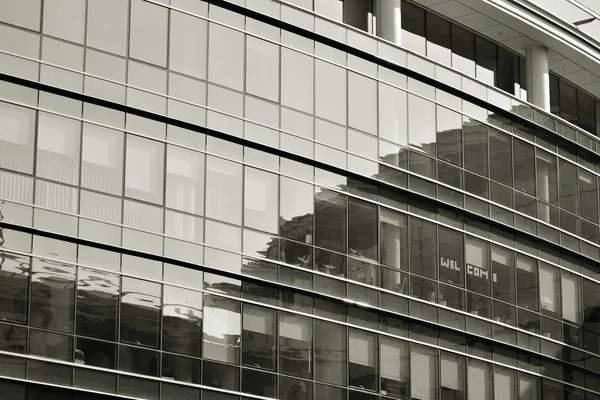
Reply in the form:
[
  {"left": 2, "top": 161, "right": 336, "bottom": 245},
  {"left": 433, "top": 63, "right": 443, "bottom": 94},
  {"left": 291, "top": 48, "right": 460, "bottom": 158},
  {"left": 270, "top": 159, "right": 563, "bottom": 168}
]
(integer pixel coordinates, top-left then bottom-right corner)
[
  {"left": 513, "top": 140, "right": 535, "bottom": 195},
  {"left": 517, "top": 255, "right": 538, "bottom": 311},
  {"left": 559, "top": 79, "right": 578, "bottom": 124},
  {"left": 314, "top": 320, "right": 347, "bottom": 386},
  {"left": 438, "top": 227, "right": 464, "bottom": 287},
  {"left": 463, "top": 117, "right": 488, "bottom": 177},
  {"left": 0, "top": 253, "right": 29, "bottom": 324},
  {"left": 558, "top": 159, "right": 578, "bottom": 214},
  {"left": 280, "top": 312, "right": 312, "bottom": 379},
  {"left": 401, "top": 1, "right": 425, "bottom": 36},
  {"left": 348, "top": 198, "right": 377, "bottom": 261},
  {"left": 475, "top": 36, "right": 497, "bottom": 85},
  {"left": 242, "top": 305, "right": 276, "bottom": 370},
  {"left": 348, "top": 329, "right": 377, "bottom": 391},
  {"left": 120, "top": 277, "right": 161, "bottom": 348},
  {"left": 497, "top": 46, "right": 519, "bottom": 95},
  {"left": 409, "top": 217, "right": 437, "bottom": 279},
  {"left": 315, "top": 189, "right": 347, "bottom": 253},
  {"left": 489, "top": 129, "right": 512, "bottom": 186},
  {"left": 577, "top": 90, "right": 595, "bottom": 134},
  {"left": 77, "top": 268, "right": 119, "bottom": 342}
]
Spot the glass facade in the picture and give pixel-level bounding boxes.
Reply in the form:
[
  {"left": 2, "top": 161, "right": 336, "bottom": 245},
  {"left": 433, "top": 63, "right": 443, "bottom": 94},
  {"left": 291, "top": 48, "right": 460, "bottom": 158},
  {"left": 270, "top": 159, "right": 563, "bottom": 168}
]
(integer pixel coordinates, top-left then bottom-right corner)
[{"left": 1, "top": 0, "right": 600, "bottom": 400}]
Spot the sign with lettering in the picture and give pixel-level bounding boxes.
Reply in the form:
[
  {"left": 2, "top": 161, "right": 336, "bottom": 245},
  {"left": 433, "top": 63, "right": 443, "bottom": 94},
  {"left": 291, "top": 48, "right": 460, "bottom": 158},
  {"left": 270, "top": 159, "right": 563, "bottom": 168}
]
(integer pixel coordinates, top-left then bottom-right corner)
[{"left": 440, "top": 258, "right": 498, "bottom": 283}]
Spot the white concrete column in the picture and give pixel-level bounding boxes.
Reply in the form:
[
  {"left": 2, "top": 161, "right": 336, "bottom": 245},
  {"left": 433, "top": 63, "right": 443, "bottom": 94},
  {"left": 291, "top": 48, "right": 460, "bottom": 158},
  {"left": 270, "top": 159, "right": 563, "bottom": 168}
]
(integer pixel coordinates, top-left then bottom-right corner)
[
  {"left": 526, "top": 46, "right": 551, "bottom": 112},
  {"left": 376, "top": 0, "right": 401, "bottom": 45}
]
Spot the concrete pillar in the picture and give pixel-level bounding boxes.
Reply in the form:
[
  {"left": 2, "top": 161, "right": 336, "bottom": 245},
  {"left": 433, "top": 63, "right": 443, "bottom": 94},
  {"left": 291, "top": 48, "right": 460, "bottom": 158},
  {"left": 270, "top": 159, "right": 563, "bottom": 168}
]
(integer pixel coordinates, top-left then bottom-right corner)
[
  {"left": 377, "top": 0, "right": 401, "bottom": 45},
  {"left": 526, "top": 46, "right": 551, "bottom": 112}
]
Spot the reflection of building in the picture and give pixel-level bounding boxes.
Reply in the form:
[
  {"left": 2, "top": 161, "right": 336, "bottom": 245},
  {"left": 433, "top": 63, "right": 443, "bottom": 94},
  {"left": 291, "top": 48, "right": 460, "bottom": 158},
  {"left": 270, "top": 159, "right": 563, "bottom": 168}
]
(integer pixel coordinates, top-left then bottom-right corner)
[{"left": 3, "top": 0, "right": 600, "bottom": 399}]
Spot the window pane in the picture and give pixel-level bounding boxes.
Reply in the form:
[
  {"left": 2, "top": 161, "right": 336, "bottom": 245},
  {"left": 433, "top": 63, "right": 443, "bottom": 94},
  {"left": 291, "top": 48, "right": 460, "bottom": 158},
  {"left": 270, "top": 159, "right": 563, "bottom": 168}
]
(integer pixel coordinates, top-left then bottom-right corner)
[
  {"left": 30, "top": 259, "right": 75, "bottom": 333},
  {"left": 516, "top": 255, "right": 538, "bottom": 311},
  {"left": 408, "top": 95, "right": 436, "bottom": 156},
  {"left": 208, "top": 23, "right": 244, "bottom": 91},
  {"left": 451, "top": 24, "right": 475, "bottom": 76},
  {"left": 242, "top": 304, "right": 275, "bottom": 370},
  {"left": 401, "top": 1, "right": 425, "bottom": 54},
  {"left": 120, "top": 277, "right": 161, "bottom": 348},
  {"left": 163, "top": 285, "right": 203, "bottom": 357},
  {"left": 380, "top": 337, "right": 408, "bottom": 398},
  {"left": 519, "top": 374, "right": 538, "bottom": 400},
  {"left": 348, "top": 72, "right": 376, "bottom": 135},
  {"left": 410, "top": 344, "right": 437, "bottom": 400},
  {"left": 244, "top": 167, "right": 279, "bottom": 234},
  {"left": 441, "top": 352, "right": 465, "bottom": 399},
  {"left": 166, "top": 145, "right": 205, "bottom": 215},
  {"left": 43, "top": 0, "right": 85, "bottom": 43},
  {"left": 203, "top": 295, "right": 241, "bottom": 364},
  {"left": 36, "top": 113, "right": 81, "bottom": 185},
  {"left": 0, "top": 0, "right": 40, "bottom": 30},
  {"left": 410, "top": 217, "right": 437, "bottom": 279},
  {"left": 561, "top": 272, "right": 581, "bottom": 324},
  {"left": 539, "top": 263, "right": 560, "bottom": 317},
  {"left": 426, "top": 12, "right": 451, "bottom": 64},
  {"left": 436, "top": 106, "right": 462, "bottom": 167},
  {"left": 489, "top": 129, "right": 512, "bottom": 186},
  {"left": 77, "top": 267, "right": 119, "bottom": 342},
  {"left": 465, "top": 237, "right": 490, "bottom": 296},
  {"left": 280, "top": 177, "right": 313, "bottom": 244},
  {"left": 87, "top": 0, "right": 128, "bottom": 55},
  {"left": 558, "top": 159, "right": 578, "bottom": 214},
  {"left": 513, "top": 140, "right": 535, "bottom": 195},
  {"left": 281, "top": 49, "right": 314, "bottom": 114},
  {"left": 349, "top": 329, "right": 377, "bottom": 391},
  {"left": 206, "top": 156, "right": 243, "bottom": 225},
  {"left": 438, "top": 226, "right": 463, "bottom": 287},
  {"left": 475, "top": 36, "right": 496, "bottom": 85},
  {"left": 348, "top": 198, "right": 377, "bottom": 261},
  {"left": 81, "top": 123, "right": 124, "bottom": 195},
  {"left": 463, "top": 116, "right": 487, "bottom": 177},
  {"left": 314, "top": 320, "right": 346, "bottom": 385},
  {"left": 379, "top": 208, "right": 408, "bottom": 270},
  {"left": 0, "top": 253, "right": 30, "bottom": 324},
  {"left": 315, "top": 60, "right": 347, "bottom": 125},
  {"left": 280, "top": 312, "right": 312, "bottom": 379},
  {"left": 125, "top": 136, "right": 164, "bottom": 204},
  {"left": 491, "top": 246, "right": 515, "bottom": 304},
  {"left": 246, "top": 37, "right": 280, "bottom": 102},
  {"left": 579, "top": 168, "right": 598, "bottom": 222},
  {"left": 467, "top": 360, "right": 491, "bottom": 399},
  {"left": 0, "top": 102, "right": 36, "bottom": 174},
  {"left": 170, "top": 11, "right": 207, "bottom": 79},
  {"left": 315, "top": 189, "right": 347, "bottom": 253},
  {"left": 130, "top": 0, "right": 168, "bottom": 67},
  {"left": 536, "top": 150, "right": 557, "bottom": 218},
  {"left": 378, "top": 83, "right": 407, "bottom": 145}
]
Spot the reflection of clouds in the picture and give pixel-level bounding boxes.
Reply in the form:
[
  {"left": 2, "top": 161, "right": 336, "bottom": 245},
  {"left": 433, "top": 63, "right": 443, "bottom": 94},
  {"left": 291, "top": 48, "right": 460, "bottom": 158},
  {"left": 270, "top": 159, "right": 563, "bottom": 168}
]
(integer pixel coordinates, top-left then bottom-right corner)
[
  {"left": 31, "top": 259, "right": 75, "bottom": 285},
  {"left": 204, "top": 306, "right": 240, "bottom": 339},
  {"left": 0, "top": 253, "right": 30, "bottom": 275},
  {"left": 122, "top": 277, "right": 161, "bottom": 309},
  {"left": 163, "top": 286, "right": 203, "bottom": 320},
  {"left": 78, "top": 267, "right": 120, "bottom": 297}
]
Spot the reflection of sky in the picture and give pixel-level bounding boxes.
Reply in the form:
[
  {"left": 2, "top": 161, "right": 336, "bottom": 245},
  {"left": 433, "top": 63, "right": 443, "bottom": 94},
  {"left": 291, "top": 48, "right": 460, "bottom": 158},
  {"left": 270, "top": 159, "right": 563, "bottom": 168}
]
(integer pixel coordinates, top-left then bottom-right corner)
[
  {"left": 31, "top": 259, "right": 75, "bottom": 283},
  {"left": 78, "top": 267, "right": 120, "bottom": 297},
  {"left": 163, "top": 286, "right": 203, "bottom": 319},
  {"left": 204, "top": 306, "right": 240, "bottom": 339},
  {"left": 0, "top": 253, "right": 30, "bottom": 275}
]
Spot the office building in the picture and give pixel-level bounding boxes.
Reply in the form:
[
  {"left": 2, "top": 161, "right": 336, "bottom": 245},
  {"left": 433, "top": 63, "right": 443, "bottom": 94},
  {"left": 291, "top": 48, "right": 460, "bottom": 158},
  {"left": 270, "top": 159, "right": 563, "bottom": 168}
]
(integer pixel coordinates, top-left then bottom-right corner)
[{"left": 2, "top": 0, "right": 600, "bottom": 399}]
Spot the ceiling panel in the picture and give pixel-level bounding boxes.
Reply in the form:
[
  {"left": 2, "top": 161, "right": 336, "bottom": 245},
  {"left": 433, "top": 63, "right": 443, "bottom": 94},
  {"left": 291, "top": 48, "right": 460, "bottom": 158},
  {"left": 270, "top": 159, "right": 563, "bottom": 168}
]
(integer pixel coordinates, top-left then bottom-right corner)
[
  {"left": 454, "top": 11, "right": 498, "bottom": 31},
  {"left": 430, "top": 0, "right": 474, "bottom": 19},
  {"left": 411, "top": 0, "right": 448, "bottom": 7},
  {"left": 581, "top": 81, "right": 600, "bottom": 97},
  {"left": 549, "top": 58, "right": 585, "bottom": 74},
  {"left": 562, "top": 69, "right": 600, "bottom": 86},
  {"left": 479, "top": 23, "right": 522, "bottom": 42}
]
